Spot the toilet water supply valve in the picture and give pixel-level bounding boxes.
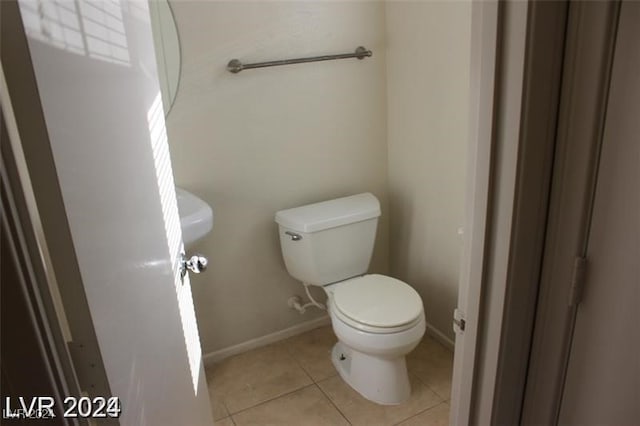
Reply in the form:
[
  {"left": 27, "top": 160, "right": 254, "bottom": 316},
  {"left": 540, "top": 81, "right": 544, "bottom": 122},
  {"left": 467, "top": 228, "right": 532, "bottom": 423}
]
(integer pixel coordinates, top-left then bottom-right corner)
[{"left": 288, "top": 282, "right": 326, "bottom": 314}]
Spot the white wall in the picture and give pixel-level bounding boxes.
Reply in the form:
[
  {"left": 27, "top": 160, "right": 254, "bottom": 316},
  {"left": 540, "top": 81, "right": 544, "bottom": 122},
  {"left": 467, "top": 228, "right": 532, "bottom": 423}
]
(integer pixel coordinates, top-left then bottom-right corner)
[
  {"left": 385, "top": 1, "right": 471, "bottom": 341},
  {"left": 166, "top": 1, "right": 389, "bottom": 354}
]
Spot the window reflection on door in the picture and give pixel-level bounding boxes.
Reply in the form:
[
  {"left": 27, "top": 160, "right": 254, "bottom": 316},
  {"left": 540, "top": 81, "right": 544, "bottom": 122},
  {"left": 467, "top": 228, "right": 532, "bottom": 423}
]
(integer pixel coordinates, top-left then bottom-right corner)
[{"left": 20, "top": 0, "right": 130, "bottom": 66}]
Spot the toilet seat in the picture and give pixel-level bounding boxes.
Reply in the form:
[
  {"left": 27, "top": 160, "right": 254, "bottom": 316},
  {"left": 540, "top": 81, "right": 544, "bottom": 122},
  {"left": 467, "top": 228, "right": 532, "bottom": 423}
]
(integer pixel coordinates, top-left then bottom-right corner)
[{"left": 329, "top": 274, "right": 423, "bottom": 334}]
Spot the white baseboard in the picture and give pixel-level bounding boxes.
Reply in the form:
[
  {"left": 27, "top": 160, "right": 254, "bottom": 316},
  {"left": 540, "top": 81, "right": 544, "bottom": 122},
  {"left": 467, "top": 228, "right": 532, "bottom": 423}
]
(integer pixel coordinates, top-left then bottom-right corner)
[
  {"left": 202, "top": 316, "right": 454, "bottom": 367},
  {"left": 202, "top": 315, "right": 331, "bottom": 366},
  {"left": 425, "top": 321, "right": 455, "bottom": 350}
]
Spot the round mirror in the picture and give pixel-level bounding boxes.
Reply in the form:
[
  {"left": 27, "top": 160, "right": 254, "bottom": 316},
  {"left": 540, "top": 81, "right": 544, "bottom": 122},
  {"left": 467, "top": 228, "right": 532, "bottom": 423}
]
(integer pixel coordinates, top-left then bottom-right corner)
[{"left": 149, "top": 0, "right": 181, "bottom": 116}]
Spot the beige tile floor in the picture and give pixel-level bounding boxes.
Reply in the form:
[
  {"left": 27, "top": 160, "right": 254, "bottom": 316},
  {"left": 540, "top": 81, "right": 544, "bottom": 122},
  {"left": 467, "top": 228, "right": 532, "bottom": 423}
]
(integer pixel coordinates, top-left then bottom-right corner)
[{"left": 206, "top": 325, "right": 453, "bottom": 426}]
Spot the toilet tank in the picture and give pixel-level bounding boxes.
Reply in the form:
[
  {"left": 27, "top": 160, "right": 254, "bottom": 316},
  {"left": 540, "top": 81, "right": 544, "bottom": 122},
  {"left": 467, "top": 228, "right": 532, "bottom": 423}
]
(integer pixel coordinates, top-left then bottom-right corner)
[{"left": 275, "top": 193, "right": 381, "bottom": 286}]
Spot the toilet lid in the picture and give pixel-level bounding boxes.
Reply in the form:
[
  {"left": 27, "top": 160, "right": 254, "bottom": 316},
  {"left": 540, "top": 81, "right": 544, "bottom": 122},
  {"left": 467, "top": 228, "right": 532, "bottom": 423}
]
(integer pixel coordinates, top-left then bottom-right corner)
[{"left": 332, "top": 274, "right": 423, "bottom": 328}]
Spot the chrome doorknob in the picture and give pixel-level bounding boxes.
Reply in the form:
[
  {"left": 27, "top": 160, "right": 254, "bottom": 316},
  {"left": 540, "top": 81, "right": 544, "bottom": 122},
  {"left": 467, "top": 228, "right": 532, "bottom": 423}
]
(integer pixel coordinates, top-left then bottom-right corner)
[{"left": 180, "top": 253, "right": 208, "bottom": 278}]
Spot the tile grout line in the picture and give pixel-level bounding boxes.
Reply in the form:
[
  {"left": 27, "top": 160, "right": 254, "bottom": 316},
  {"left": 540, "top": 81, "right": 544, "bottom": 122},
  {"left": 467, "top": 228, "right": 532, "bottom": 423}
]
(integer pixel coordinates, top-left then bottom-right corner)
[
  {"left": 220, "top": 394, "right": 231, "bottom": 422},
  {"left": 408, "top": 371, "right": 450, "bottom": 402},
  {"left": 282, "top": 338, "right": 317, "bottom": 385},
  {"left": 227, "top": 383, "right": 318, "bottom": 418},
  {"left": 280, "top": 329, "right": 341, "bottom": 387},
  {"left": 211, "top": 342, "right": 315, "bottom": 418},
  {"left": 282, "top": 328, "right": 350, "bottom": 424},
  {"left": 204, "top": 370, "right": 232, "bottom": 422},
  {"left": 390, "top": 401, "right": 450, "bottom": 426},
  {"left": 315, "top": 379, "right": 353, "bottom": 426},
  {"left": 407, "top": 341, "right": 455, "bottom": 400},
  {"left": 382, "top": 372, "right": 447, "bottom": 425}
]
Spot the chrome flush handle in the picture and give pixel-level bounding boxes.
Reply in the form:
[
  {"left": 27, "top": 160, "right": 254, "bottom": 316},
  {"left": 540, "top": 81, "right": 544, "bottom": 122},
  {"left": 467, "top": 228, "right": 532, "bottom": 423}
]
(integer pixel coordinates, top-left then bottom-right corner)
[
  {"left": 285, "top": 231, "right": 302, "bottom": 241},
  {"left": 180, "top": 253, "right": 208, "bottom": 278}
]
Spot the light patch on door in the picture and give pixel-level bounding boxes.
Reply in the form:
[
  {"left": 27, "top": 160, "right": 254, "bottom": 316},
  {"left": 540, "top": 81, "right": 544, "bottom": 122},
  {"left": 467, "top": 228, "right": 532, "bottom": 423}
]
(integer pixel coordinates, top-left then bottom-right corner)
[{"left": 147, "top": 92, "right": 202, "bottom": 395}]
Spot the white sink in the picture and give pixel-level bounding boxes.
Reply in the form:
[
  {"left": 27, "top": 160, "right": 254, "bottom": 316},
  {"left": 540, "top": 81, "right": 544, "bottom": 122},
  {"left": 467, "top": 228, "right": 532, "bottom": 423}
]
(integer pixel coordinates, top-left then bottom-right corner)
[{"left": 175, "top": 187, "right": 213, "bottom": 247}]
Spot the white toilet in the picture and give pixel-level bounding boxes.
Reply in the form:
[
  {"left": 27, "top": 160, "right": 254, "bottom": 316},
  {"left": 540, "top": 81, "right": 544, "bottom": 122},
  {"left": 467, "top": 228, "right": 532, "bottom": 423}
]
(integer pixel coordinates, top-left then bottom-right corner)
[{"left": 275, "top": 193, "right": 425, "bottom": 405}]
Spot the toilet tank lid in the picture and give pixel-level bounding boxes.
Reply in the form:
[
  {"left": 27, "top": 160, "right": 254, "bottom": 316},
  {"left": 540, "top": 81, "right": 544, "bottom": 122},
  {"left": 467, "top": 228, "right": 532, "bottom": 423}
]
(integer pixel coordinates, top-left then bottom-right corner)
[{"left": 275, "top": 193, "right": 381, "bottom": 233}]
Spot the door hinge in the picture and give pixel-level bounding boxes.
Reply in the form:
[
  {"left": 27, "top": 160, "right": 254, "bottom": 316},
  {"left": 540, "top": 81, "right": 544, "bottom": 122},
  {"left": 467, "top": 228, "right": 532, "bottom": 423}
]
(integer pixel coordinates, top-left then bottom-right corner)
[
  {"left": 568, "top": 256, "right": 588, "bottom": 307},
  {"left": 453, "top": 308, "right": 466, "bottom": 333}
]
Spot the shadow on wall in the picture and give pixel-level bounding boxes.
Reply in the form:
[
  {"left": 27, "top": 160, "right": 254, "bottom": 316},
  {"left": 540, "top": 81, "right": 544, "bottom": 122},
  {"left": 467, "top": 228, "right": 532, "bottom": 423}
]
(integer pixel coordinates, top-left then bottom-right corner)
[
  {"left": 385, "top": 0, "right": 471, "bottom": 343},
  {"left": 389, "top": 187, "right": 462, "bottom": 344},
  {"left": 389, "top": 191, "right": 414, "bottom": 281}
]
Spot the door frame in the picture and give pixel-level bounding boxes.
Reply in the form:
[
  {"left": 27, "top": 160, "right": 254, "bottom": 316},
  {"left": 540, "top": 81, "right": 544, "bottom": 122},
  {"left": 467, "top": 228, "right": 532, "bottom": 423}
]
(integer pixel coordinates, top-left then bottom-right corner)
[
  {"left": 452, "top": 1, "right": 571, "bottom": 424},
  {"left": 2, "top": 99, "right": 80, "bottom": 424},
  {"left": 521, "top": 2, "right": 621, "bottom": 423},
  {"left": 1, "top": 70, "right": 90, "bottom": 423}
]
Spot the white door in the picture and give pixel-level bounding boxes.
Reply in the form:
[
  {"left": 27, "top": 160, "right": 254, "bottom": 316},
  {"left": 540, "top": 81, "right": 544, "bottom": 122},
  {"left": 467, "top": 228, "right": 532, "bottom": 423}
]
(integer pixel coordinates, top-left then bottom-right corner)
[
  {"left": 558, "top": 2, "right": 640, "bottom": 423},
  {"left": 14, "top": 1, "right": 213, "bottom": 424}
]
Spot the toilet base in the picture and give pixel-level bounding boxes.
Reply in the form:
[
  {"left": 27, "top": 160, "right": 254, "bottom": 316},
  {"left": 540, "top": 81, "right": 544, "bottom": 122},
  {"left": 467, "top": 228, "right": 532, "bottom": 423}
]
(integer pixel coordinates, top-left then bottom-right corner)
[{"left": 331, "top": 341, "right": 411, "bottom": 405}]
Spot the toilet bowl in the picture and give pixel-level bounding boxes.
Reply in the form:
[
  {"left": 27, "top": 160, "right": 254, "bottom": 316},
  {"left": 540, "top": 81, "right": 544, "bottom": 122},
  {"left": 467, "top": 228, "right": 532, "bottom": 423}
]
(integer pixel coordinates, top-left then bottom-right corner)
[
  {"left": 326, "top": 274, "right": 425, "bottom": 404},
  {"left": 275, "top": 193, "right": 426, "bottom": 405}
]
